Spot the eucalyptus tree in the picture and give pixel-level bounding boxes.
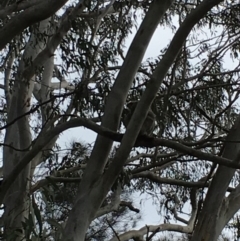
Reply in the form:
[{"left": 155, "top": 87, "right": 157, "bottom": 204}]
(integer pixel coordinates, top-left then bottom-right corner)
[{"left": 1, "top": 0, "right": 240, "bottom": 241}]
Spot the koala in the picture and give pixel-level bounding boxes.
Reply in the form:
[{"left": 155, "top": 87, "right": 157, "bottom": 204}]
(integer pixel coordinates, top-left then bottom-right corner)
[{"left": 122, "top": 101, "right": 156, "bottom": 136}]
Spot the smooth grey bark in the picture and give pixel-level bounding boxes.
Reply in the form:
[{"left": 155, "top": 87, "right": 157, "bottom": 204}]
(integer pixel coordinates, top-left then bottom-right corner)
[
  {"left": 63, "top": 0, "right": 225, "bottom": 240},
  {"left": 0, "top": 0, "right": 69, "bottom": 50},
  {"left": 1, "top": 0, "right": 86, "bottom": 233},
  {"left": 109, "top": 224, "right": 192, "bottom": 241},
  {"left": 0, "top": 0, "right": 86, "bottom": 205},
  {"left": 1, "top": 114, "right": 238, "bottom": 202},
  {"left": 41, "top": 57, "right": 54, "bottom": 125},
  {"left": 191, "top": 115, "right": 240, "bottom": 241},
  {"left": 62, "top": 1, "right": 175, "bottom": 240},
  {"left": 104, "top": 0, "right": 225, "bottom": 202},
  {"left": 3, "top": 19, "right": 50, "bottom": 239},
  {"left": 0, "top": 0, "right": 233, "bottom": 240}
]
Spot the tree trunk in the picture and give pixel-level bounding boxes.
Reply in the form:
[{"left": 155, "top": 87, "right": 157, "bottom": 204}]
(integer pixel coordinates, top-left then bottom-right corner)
[{"left": 191, "top": 115, "right": 240, "bottom": 241}]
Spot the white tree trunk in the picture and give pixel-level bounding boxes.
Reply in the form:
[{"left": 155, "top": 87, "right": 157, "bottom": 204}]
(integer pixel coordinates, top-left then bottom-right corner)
[{"left": 3, "top": 19, "right": 50, "bottom": 239}]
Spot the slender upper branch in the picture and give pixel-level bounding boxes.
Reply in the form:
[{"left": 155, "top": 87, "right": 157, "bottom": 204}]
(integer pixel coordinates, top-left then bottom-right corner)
[{"left": 0, "top": 0, "right": 69, "bottom": 50}]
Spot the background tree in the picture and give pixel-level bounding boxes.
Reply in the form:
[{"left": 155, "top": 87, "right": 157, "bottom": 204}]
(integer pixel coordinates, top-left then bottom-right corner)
[{"left": 1, "top": 0, "right": 240, "bottom": 240}]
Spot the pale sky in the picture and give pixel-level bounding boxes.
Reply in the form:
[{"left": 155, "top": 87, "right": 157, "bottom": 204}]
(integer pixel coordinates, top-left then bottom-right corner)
[
  {"left": 55, "top": 11, "right": 240, "bottom": 238},
  {"left": 57, "top": 25, "right": 175, "bottom": 229}
]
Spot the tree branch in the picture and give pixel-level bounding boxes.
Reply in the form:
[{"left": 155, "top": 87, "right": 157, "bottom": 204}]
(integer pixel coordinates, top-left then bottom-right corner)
[
  {"left": 22, "top": 0, "right": 86, "bottom": 80},
  {"left": 95, "top": 185, "right": 122, "bottom": 218},
  {"left": 109, "top": 223, "right": 192, "bottom": 241},
  {"left": 0, "top": 0, "right": 42, "bottom": 19},
  {"left": 0, "top": 0, "right": 69, "bottom": 50},
  {"left": 2, "top": 114, "right": 240, "bottom": 206}
]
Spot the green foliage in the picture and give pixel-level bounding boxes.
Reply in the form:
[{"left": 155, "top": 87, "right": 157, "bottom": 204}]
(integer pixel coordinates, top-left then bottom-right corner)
[{"left": 2, "top": 0, "right": 240, "bottom": 240}]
